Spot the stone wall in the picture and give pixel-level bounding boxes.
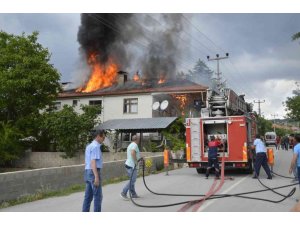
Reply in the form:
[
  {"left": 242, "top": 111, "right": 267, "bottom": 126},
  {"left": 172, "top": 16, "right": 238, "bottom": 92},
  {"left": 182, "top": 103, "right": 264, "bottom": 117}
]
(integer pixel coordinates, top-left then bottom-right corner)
[
  {"left": 14, "top": 151, "right": 162, "bottom": 169},
  {"left": 0, "top": 156, "right": 163, "bottom": 203}
]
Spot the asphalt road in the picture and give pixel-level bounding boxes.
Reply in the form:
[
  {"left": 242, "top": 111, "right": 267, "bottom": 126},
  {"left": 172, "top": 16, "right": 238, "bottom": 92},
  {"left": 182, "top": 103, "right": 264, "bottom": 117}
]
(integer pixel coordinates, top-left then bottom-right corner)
[{"left": 1, "top": 148, "right": 299, "bottom": 212}]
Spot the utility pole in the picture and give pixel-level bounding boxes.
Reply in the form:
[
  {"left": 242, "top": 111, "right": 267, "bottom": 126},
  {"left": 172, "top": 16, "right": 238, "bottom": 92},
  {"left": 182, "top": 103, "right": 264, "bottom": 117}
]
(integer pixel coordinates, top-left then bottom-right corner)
[
  {"left": 253, "top": 99, "right": 265, "bottom": 117},
  {"left": 207, "top": 53, "right": 229, "bottom": 93},
  {"left": 271, "top": 114, "right": 279, "bottom": 133}
]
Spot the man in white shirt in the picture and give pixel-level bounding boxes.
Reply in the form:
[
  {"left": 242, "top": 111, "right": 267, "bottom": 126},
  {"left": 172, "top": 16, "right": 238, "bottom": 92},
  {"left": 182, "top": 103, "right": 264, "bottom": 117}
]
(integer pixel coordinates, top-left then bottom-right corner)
[{"left": 120, "top": 135, "right": 141, "bottom": 200}]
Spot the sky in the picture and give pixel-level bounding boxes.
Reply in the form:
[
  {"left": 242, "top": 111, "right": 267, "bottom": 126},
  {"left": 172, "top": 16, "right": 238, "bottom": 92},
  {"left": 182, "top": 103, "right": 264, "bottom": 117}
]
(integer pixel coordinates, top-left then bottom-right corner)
[{"left": 0, "top": 13, "right": 299, "bottom": 119}]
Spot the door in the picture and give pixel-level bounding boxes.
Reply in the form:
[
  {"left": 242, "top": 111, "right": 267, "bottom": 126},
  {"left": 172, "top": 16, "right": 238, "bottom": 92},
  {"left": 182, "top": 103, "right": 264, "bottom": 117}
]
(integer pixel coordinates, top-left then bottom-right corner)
[{"left": 227, "top": 117, "right": 247, "bottom": 161}]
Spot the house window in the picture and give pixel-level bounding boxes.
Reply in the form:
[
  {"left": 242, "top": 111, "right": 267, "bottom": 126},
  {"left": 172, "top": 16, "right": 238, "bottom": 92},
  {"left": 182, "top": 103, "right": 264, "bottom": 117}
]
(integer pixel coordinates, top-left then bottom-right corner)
[
  {"left": 89, "top": 100, "right": 102, "bottom": 114},
  {"left": 72, "top": 100, "right": 78, "bottom": 107},
  {"left": 124, "top": 98, "right": 138, "bottom": 114},
  {"left": 53, "top": 102, "right": 61, "bottom": 111}
]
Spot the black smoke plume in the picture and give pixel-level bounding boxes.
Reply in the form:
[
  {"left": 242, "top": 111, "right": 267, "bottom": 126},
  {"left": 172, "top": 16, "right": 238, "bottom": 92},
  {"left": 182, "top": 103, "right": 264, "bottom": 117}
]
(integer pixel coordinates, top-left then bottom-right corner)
[
  {"left": 77, "top": 13, "right": 185, "bottom": 84},
  {"left": 78, "top": 13, "right": 137, "bottom": 67}
]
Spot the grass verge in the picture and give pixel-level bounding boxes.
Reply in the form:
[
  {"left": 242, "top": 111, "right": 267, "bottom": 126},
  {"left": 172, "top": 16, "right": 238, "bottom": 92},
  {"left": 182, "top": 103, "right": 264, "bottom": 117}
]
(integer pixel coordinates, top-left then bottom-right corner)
[{"left": 0, "top": 166, "right": 176, "bottom": 209}]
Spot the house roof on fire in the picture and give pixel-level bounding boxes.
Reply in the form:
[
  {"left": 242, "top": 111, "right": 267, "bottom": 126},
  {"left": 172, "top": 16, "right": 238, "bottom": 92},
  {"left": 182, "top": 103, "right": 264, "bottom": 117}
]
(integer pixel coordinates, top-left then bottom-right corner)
[
  {"left": 95, "top": 117, "right": 178, "bottom": 132},
  {"left": 58, "top": 79, "right": 208, "bottom": 99}
]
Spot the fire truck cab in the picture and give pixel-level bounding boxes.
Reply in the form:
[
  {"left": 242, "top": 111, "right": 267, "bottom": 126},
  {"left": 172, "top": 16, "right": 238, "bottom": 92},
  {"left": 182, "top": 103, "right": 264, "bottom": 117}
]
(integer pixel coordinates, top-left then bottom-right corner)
[{"left": 185, "top": 88, "right": 256, "bottom": 173}]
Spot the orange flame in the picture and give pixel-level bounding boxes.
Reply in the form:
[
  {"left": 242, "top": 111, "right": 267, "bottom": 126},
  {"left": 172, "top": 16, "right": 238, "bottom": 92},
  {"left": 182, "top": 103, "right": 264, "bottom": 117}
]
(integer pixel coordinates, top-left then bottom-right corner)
[
  {"left": 76, "top": 53, "right": 118, "bottom": 93},
  {"left": 133, "top": 73, "right": 140, "bottom": 81},
  {"left": 158, "top": 78, "right": 166, "bottom": 84},
  {"left": 173, "top": 94, "right": 187, "bottom": 116}
]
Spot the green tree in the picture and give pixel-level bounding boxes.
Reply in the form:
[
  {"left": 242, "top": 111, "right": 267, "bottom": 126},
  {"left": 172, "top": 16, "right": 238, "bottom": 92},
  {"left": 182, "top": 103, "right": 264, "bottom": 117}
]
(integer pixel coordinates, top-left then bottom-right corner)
[
  {"left": 275, "top": 127, "right": 292, "bottom": 137},
  {"left": 187, "top": 59, "right": 213, "bottom": 86},
  {"left": 256, "top": 116, "right": 273, "bottom": 135},
  {"left": 292, "top": 32, "right": 300, "bottom": 41},
  {"left": 285, "top": 95, "right": 300, "bottom": 122},
  {"left": 0, "top": 31, "right": 61, "bottom": 123},
  {"left": 40, "top": 105, "right": 100, "bottom": 158},
  {"left": 0, "top": 122, "right": 25, "bottom": 166},
  {"left": 285, "top": 82, "right": 300, "bottom": 122},
  {"left": 162, "top": 117, "right": 186, "bottom": 151}
]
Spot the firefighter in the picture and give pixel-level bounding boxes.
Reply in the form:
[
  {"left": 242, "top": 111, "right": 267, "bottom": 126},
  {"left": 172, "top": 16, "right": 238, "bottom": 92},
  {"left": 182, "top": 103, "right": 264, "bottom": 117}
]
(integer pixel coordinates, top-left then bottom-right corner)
[
  {"left": 251, "top": 134, "right": 272, "bottom": 179},
  {"left": 206, "top": 135, "right": 222, "bottom": 179}
]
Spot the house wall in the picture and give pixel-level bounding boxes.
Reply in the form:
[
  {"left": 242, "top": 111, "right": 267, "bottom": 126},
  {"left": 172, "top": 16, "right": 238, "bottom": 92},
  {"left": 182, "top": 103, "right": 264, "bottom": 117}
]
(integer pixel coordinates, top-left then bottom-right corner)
[
  {"left": 103, "top": 94, "right": 153, "bottom": 121},
  {"left": 56, "top": 96, "right": 104, "bottom": 122},
  {"left": 57, "top": 94, "right": 153, "bottom": 122}
]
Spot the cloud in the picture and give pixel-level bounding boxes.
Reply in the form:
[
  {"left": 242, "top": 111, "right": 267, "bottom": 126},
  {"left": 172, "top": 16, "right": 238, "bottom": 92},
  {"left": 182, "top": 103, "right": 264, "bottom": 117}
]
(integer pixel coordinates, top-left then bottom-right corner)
[
  {"left": 246, "top": 79, "right": 296, "bottom": 119},
  {"left": 0, "top": 14, "right": 80, "bottom": 81},
  {"left": 0, "top": 13, "right": 299, "bottom": 119}
]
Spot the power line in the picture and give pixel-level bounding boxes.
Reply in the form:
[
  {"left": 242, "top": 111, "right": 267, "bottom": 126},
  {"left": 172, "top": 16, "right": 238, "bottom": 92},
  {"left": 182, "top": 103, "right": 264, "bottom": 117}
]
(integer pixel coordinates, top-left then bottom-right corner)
[
  {"left": 181, "top": 14, "right": 261, "bottom": 98},
  {"left": 144, "top": 14, "right": 209, "bottom": 57},
  {"left": 218, "top": 61, "right": 244, "bottom": 94},
  {"left": 89, "top": 14, "right": 194, "bottom": 73},
  {"left": 181, "top": 14, "right": 226, "bottom": 54}
]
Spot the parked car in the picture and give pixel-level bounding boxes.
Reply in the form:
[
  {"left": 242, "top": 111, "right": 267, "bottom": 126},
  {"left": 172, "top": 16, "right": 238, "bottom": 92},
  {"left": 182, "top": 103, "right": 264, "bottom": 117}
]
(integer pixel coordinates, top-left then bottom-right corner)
[{"left": 265, "top": 132, "right": 277, "bottom": 146}]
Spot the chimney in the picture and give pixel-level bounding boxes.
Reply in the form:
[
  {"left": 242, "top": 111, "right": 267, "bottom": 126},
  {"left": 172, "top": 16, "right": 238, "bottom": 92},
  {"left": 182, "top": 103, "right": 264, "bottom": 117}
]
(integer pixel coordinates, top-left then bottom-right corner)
[
  {"left": 60, "top": 82, "right": 72, "bottom": 91},
  {"left": 117, "top": 71, "right": 128, "bottom": 86}
]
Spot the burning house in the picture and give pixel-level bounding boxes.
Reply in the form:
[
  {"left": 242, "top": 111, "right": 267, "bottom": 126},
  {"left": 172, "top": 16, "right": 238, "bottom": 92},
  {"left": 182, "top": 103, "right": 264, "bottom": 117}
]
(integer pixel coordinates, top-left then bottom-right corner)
[
  {"left": 57, "top": 13, "right": 208, "bottom": 121},
  {"left": 57, "top": 72, "right": 207, "bottom": 151},
  {"left": 58, "top": 72, "right": 208, "bottom": 122},
  {"left": 55, "top": 13, "right": 209, "bottom": 150}
]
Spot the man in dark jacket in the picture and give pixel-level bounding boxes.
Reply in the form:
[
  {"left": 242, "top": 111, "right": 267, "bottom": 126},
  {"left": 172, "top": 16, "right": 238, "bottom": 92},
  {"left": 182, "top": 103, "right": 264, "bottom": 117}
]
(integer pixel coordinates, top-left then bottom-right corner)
[
  {"left": 252, "top": 134, "right": 272, "bottom": 179},
  {"left": 206, "top": 136, "right": 222, "bottom": 179}
]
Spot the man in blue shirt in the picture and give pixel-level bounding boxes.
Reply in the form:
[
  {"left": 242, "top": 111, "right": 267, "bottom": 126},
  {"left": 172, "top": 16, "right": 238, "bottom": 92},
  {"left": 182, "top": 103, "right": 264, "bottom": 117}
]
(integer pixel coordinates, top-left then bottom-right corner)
[
  {"left": 251, "top": 134, "right": 272, "bottom": 179},
  {"left": 82, "top": 130, "right": 105, "bottom": 212},
  {"left": 289, "top": 134, "right": 300, "bottom": 187}
]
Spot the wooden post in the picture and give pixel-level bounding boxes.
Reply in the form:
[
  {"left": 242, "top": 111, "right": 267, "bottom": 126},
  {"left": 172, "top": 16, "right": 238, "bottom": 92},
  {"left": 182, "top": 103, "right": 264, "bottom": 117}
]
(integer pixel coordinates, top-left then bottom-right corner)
[
  {"left": 120, "top": 132, "right": 123, "bottom": 151},
  {"left": 140, "top": 131, "right": 143, "bottom": 151}
]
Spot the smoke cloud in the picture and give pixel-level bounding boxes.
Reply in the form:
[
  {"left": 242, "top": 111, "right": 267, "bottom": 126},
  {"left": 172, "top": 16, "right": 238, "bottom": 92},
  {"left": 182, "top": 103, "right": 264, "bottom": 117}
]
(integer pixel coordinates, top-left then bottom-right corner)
[{"left": 76, "top": 13, "right": 186, "bottom": 85}]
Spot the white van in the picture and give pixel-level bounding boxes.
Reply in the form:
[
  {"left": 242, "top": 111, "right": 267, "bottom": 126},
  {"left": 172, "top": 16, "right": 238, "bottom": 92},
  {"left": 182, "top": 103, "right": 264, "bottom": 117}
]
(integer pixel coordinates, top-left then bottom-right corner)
[{"left": 264, "top": 132, "right": 277, "bottom": 146}]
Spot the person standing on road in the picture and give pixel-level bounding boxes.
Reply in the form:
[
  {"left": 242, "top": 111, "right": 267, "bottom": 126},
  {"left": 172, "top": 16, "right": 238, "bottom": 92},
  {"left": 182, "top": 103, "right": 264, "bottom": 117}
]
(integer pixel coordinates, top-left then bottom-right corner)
[
  {"left": 289, "top": 134, "right": 295, "bottom": 150},
  {"left": 284, "top": 136, "right": 289, "bottom": 151},
  {"left": 289, "top": 134, "right": 300, "bottom": 185},
  {"left": 120, "top": 135, "right": 141, "bottom": 200},
  {"left": 82, "top": 130, "right": 105, "bottom": 212},
  {"left": 252, "top": 134, "right": 272, "bottom": 179},
  {"left": 205, "top": 136, "right": 222, "bottom": 179},
  {"left": 276, "top": 136, "right": 281, "bottom": 150}
]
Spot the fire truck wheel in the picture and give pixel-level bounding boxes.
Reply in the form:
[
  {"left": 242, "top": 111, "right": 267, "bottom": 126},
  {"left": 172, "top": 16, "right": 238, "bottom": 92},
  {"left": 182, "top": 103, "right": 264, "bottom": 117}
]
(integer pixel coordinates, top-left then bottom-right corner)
[
  {"left": 196, "top": 168, "right": 206, "bottom": 174},
  {"left": 246, "top": 160, "right": 253, "bottom": 174}
]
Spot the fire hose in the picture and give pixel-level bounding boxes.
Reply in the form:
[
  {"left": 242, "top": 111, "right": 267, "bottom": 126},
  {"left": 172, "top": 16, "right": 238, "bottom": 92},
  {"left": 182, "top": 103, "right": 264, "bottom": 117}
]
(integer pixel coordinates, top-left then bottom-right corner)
[
  {"left": 178, "top": 151, "right": 226, "bottom": 212},
  {"left": 271, "top": 171, "right": 296, "bottom": 179},
  {"left": 127, "top": 158, "right": 297, "bottom": 209}
]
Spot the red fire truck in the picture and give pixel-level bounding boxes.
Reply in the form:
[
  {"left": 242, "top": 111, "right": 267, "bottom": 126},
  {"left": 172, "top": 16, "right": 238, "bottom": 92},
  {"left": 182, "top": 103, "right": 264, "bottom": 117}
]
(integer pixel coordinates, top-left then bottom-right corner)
[{"left": 185, "top": 88, "right": 257, "bottom": 173}]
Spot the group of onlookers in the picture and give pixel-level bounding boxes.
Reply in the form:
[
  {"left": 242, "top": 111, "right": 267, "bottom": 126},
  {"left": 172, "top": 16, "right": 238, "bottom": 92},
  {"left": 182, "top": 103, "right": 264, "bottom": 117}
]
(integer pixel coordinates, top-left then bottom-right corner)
[{"left": 275, "top": 135, "right": 295, "bottom": 150}]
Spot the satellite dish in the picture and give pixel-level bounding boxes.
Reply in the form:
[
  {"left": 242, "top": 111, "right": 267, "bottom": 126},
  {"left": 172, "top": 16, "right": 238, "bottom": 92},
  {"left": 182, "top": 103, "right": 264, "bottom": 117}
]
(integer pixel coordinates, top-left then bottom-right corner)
[
  {"left": 160, "top": 100, "right": 169, "bottom": 111},
  {"left": 152, "top": 102, "right": 160, "bottom": 111}
]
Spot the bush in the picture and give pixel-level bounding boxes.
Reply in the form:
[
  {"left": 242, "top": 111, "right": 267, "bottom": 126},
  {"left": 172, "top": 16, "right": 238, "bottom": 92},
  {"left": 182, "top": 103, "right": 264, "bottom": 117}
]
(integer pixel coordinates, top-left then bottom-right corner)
[
  {"left": 0, "top": 122, "right": 25, "bottom": 166},
  {"left": 39, "top": 105, "right": 100, "bottom": 158},
  {"left": 162, "top": 117, "right": 185, "bottom": 151}
]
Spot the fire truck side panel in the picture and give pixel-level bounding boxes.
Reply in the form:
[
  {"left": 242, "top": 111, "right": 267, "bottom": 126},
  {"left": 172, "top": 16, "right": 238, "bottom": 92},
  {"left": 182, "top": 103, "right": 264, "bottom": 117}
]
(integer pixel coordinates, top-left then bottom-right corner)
[
  {"left": 227, "top": 116, "right": 247, "bottom": 162},
  {"left": 185, "top": 118, "right": 191, "bottom": 162},
  {"left": 190, "top": 118, "right": 201, "bottom": 162}
]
